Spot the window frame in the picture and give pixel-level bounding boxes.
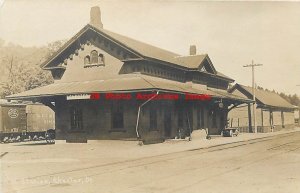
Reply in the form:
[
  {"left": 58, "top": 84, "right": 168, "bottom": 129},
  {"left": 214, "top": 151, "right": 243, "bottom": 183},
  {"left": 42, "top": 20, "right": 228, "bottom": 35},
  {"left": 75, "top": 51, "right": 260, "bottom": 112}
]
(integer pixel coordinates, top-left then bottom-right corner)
[
  {"left": 70, "top": 106, "right": 83, "bottom": 131},
  {"left": 90, "top": 50, "right": 99, "bottom": 64},
  {"left": 84, "top": 51, "right": 105, "bottom": 68},
  {"left": 111, "top": 101, "right": 125, "bottom": 131},
  {"left": 98, "top": 53, "right": 105, "bottom": 64},
  {"left": 84, "top": 55, "right": 90, "bottom": 65},
  {"left": 197, "top": 106, "right": 205, "bottom": 128}
]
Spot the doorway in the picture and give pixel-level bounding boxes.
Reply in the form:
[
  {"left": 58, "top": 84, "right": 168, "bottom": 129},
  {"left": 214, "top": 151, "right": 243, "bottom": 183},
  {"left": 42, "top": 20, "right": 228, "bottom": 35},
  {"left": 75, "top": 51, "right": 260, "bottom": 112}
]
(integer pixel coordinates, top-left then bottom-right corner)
[{"left": 164, "top": 110, "right": 172, "bottom": 138}]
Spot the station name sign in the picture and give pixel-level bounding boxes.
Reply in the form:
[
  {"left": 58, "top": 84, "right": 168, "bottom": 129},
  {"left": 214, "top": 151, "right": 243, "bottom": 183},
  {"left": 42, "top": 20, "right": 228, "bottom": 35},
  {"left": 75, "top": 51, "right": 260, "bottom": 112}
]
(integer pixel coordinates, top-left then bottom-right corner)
[{"left": 67, "top": 94, "right": 91, "bottom": 100}]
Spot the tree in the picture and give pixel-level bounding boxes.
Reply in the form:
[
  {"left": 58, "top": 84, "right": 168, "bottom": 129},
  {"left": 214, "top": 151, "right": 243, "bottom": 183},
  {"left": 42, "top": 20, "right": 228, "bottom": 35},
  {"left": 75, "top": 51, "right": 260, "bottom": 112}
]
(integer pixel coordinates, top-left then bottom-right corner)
[
  {"left": 0, "top": 39, "right": 67, "bottom": 98},
  {"left": 25, "top": 66, "right": 53, "bottom": 90},
  {"left": 1, "top": 59, "right": 31, "bottom": 97},
  {"left": 290, "top": 94, "right": 300, "bottom": 106},
  {"left": 257, "top": 86, "right": 264, "bottom": 90},
  {"left": 45, "top": 40, "right": 67, "bottom": 60},
  {"left": 0, "top": 59, "right": 54, "bottom": 98}
]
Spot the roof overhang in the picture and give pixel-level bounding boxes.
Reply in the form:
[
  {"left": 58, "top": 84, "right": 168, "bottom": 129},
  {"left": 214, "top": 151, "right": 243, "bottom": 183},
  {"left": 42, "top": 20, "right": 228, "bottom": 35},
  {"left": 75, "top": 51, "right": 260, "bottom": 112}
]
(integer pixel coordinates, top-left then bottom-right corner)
[
  {"left": 41, "top": 25, "right": 145, "bottom": 69},
  {"left": 6, "top": 75, "right": 250, "bottom": 104},
  {"left": 230, "top": 83, "right": 296, "bottom": 110}
]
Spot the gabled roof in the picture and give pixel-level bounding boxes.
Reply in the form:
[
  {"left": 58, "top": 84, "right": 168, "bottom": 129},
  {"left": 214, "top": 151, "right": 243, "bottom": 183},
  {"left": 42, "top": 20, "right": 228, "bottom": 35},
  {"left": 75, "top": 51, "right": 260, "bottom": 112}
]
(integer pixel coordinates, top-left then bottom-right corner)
[
  {"left": 42, "top": 24, "right": 180, "bottom": 69},
  {"left": 229, "top": 84, "right": 295, "bottom": 110},
  {"left": 175, "top": 54, "right": 207, "bottom": 69},
  {"left": 100, "top": 27, "right": 181, "bottom": 65},
  {"left": 42, "top": 24, "right": 232, "bottom": 81}
]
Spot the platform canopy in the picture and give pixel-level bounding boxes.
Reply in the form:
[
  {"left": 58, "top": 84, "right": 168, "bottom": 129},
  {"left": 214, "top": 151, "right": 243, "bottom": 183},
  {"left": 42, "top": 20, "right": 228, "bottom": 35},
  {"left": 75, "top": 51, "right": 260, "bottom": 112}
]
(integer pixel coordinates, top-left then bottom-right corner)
[
  {"left": 6, "top": 74, "right": 250, "bottom": 104},
  {"left": 229, "top": 84, "right": 295, "bottom": 110}
]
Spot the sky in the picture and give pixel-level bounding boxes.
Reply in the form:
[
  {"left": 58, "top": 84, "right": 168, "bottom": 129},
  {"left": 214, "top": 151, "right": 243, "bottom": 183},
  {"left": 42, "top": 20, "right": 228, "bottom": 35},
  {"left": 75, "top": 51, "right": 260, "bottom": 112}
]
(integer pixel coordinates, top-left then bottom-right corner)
[{"left": 0, "top": 0, "right": 299, "bottom": 95}]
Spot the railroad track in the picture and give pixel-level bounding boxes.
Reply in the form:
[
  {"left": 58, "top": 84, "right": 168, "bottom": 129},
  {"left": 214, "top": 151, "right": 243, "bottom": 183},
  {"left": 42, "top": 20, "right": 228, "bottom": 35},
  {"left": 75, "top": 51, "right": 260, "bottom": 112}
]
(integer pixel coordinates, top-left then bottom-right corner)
[{"left": 4, "top": 131, "right": 300, "bottom": 193}]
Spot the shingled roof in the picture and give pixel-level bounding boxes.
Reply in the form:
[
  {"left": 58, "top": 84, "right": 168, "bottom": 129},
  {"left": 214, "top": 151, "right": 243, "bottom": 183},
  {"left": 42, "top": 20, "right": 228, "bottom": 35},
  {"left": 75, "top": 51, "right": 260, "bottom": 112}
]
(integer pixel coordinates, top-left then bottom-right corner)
[
  {"left": 174, "top": 54, "right": 207, "bottom": 69},
  {"left": 6, "top": 74, "right": 249, "bottom": 103},
  {"left": 41, "top": 24, "right": 233, "bottom": 81},
  {"left": 230, "top": 84, "right": 295, "bottom": 110}
]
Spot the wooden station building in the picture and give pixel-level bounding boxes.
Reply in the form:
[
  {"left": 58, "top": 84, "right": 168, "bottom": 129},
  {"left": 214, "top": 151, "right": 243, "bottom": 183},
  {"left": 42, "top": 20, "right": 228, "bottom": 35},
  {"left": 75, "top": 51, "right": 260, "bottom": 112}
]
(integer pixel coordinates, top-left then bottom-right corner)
[
  {"left": 228, "top": 84, "right": 296, "bottom": 133},
  {"left": 7, "top": 7, "right": 251, "bottom": 143}
]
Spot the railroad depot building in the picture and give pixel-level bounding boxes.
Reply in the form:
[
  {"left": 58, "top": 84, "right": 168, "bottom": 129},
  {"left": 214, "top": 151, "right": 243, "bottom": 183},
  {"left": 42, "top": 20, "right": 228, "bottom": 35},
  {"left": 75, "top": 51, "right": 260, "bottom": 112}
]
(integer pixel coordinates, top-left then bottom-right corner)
[
  {"left": 7, "top": 7, "right": 250, "bottom": 143},
  {"left": 228, "top": 84, "right": 295, "bottom": 133}
]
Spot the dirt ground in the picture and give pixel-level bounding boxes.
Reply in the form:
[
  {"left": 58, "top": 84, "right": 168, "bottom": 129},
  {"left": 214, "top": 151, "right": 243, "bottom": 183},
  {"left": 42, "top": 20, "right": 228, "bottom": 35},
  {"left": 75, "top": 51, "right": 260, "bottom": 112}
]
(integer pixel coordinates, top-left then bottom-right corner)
[{"left": 1, "top": 128, "right": 300, "bottom": 193}]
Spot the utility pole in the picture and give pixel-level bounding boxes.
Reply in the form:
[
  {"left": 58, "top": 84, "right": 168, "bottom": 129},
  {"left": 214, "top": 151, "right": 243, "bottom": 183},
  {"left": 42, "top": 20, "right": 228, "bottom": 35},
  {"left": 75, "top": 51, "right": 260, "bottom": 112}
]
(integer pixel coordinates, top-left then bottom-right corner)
[{"left": 243, "top": 60, "right": 263, "bottom": 133}]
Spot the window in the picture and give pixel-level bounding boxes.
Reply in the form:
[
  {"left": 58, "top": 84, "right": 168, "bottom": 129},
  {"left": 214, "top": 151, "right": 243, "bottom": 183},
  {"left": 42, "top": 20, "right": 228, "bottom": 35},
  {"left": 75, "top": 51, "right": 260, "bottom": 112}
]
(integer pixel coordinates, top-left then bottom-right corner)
[
  {"left": 90, "top": 50, "right": 98, "bottom": 64},
  {"left": 85, "top": 51, "right": 105, "bottom": 67},
  {"left": 112, "top": 102, "right": 124, "bottom": 129},
  {"left": 70, "top": 107, "right": 83, "bottom": 131},
  {"left": 84, "top": 55, "right": 90, "bottom": 65},
  {"left": 98, "top": 53, "right": 104, "bottom": 64},
  {"left": 149, "top": 106, "right": 157, "bottom": 131}
]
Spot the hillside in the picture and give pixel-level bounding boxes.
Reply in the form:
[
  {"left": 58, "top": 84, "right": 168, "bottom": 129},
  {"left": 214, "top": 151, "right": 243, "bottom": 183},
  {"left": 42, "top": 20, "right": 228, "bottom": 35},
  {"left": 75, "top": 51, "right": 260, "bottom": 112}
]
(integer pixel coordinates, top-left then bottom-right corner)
[{"left": 0, "top": 39, "right": 65, "bottom": 98}]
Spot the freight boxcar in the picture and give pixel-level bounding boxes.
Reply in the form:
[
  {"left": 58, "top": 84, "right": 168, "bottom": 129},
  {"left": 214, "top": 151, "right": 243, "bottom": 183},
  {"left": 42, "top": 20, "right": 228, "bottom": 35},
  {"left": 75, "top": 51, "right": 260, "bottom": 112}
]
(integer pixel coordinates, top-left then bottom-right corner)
[
  {"left": 0, "top": 100, "right": 55, "bottom": 142},
  {"left": 0, "top": 103, "right": 27, "bottom": 139},
  {"left": 26, "top": 103, "right": 55, "bottom": 134}
]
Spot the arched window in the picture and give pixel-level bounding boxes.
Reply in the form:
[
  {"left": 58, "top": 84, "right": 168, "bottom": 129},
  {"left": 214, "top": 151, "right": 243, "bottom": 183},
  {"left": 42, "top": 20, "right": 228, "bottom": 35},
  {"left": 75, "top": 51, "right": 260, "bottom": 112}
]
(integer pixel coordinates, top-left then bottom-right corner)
[
  {"left": 84, "top": 55, "right": 90, "bottom": 65},
  {"left": 98, "top": 53, "right": 104, "bottom": 64},
  {"left": 90, "top": 50, "right": 98, "bottom": 64}
]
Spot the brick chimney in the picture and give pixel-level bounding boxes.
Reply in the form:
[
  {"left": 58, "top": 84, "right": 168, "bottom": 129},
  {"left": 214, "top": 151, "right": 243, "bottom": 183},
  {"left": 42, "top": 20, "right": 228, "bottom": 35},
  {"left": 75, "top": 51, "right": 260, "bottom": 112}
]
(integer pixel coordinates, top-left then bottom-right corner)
[
  {"left": 90, "top": 6, "right": 103, "bottom": 29},
  {"left": 190, "top": 45, "right": 197, "bottom": 55}
]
